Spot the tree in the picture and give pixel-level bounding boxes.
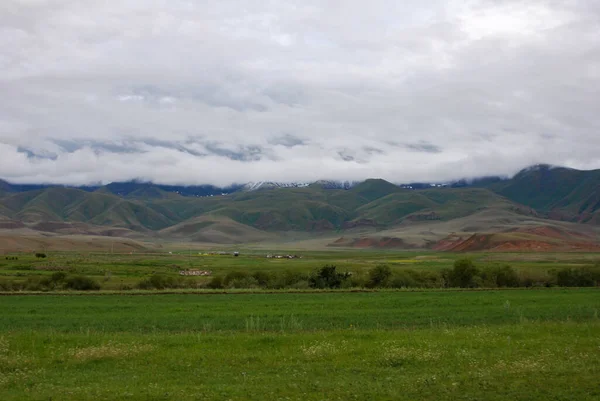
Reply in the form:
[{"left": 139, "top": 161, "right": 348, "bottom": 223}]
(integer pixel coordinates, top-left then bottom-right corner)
[
  {"left": 367, "top": 264, "right": 392, "bottom": 288},
  {"left": 309, "top": 265, "right": 350, "bottom": 289},
  {"left": 449, "top": 259, "right": 480, "bottom": 288}
]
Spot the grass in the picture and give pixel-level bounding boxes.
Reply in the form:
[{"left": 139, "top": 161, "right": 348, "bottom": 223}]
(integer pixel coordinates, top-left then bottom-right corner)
[
  {"left": 0, "top": 290, "right": 599, "bottom": 400},
  {"left": 0, "top": 251, "right": 599, "bottom": 399},
  {"left": 1, "top": 290, "right": 599, "bottom": 332},
  {"left": 1, "top": 322, "right": 599, "bottom": 400}
]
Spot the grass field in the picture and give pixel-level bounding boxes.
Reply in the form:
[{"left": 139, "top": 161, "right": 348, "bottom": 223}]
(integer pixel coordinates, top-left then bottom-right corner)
[
  {"left": 1, "top": 289, "right": 599, "bottom": 400},
  {"left": 1, "top": 250, "right": 599, "bottom": 399}
]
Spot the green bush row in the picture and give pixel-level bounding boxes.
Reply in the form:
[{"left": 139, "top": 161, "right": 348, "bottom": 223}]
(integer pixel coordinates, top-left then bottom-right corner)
[
  {"left": 138, "top": 261, "right": 600, "bottom": 290},
  {"left": 0, "top": 272, "right": 100, "bottom": 291},
  {"left": 1, "top": 259, "right": 598, "bottom": 292}
]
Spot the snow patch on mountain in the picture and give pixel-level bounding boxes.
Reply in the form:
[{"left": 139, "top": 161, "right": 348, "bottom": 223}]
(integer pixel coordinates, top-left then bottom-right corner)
[{"left": 242, "top": 182, "right": 311, "bottom": 191}]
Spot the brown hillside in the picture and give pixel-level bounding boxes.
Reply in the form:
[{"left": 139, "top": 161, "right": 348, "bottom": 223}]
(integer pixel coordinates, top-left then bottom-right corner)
[
  {"left": 0, "top": 234, "right": 148, "bottom": 253},
  {"left": 433, "top": 227, "right": 600, "bottom": 252},
  {"left": 328, "top": 236, "right": 416, "bottom": 249}
]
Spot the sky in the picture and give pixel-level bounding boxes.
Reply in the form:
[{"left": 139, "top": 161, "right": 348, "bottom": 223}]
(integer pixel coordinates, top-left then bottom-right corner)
[{"left": 1, "top": 0, "right": 599, "bottom": 186}]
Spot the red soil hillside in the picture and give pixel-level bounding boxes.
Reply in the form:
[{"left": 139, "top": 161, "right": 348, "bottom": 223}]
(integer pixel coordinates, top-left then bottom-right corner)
[
  {"left": 328, "top": 236, "right": 415, "bottom": 249},
  {"left": 510, "top": 225, "right": 593, "bottom": 241},
  {"left": 433, "top": 226, "right": 600, "bottom": 252}
]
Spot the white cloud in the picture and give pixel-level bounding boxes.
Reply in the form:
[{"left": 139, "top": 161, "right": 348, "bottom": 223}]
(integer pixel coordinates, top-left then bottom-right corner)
[{"left": 0, "top": 0, "right": 599, "bottom": 185}]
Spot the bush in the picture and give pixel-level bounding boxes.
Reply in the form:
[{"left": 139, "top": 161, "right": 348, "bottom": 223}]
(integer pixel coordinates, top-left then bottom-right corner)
[
  {"left": 64, "top": 275, "right": 100, "bottom": 291},
  {"left": 367, "top": 265, "right": 392, "bottom": 288},
  {"left": 288, "top": 280, "right": 311, "bottom": 290},
  {"left": 51, "top": 272, "right": 68, "bottom": 283},
  {"left": 137, "top": 274, "right": 179, "bottom": 290},
  {"left": 0, "top": 278, "right": 12, "bottom": 291},
  {"left": 228, "top": 276, "right": 259, "bottom": 289},
  {"left": 270, "top": 271, "right": 309, "bottom": 289},
  {"left": 448, "top": 259, "right": 480, "bottom": 288},
  {"left": 35, "top": 253, "right": 47, "bottom": 259},
  {"left": 388, "top": 270, "right": 444, "bottom": 289},
  {"left": 24, "top": 277, "right": 45, "bottom": 291},
  {"left": 555, "top": 267, "right": 600, "bottom": 287},
  {"left": 390, "top": 270, "right": 418, "bottom": 288},
  {"left": 151, "top": 274, "right": 177, "bottom": 289},
  {"left": 481, "top": 265, "right": 520, "bottom": 288},
  {"left": 224, "top": 271, "right": 249, "bottom": 287},
  {"left": 308, "top": 265, "right": 350, "bottom": 289},
  {"left": 136, "top": 279, "right": 154, "bottom": 290},
  {"left": 252, "top": 271, "right": 272, "bottom": 288},
  {"left": 207, "top": 275, "right": 224, "bottom": 289}
]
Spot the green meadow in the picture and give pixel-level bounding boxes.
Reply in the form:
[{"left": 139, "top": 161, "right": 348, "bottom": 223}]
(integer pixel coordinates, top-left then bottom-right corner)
[
  {"left": 1, "top": 289, "right": 599, "bottom": 400},
  {"left": 1, "top": 251, "right": 599, "bottom": 399}
]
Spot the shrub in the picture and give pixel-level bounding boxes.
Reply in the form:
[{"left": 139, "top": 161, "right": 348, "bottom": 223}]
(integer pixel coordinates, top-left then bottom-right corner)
[
  {"left": 252, "top": 271, "right": 272, "bottom": 288},
  {"left": 150, "top": 274, "right": 177, "bottom": 289},
  {"left": 367, "top": 265, "right": 392, "bottom": 288},
  {"left": 308, "top": 265, "right": 350, "bottom": 289},
  {"left": 448, "top": 259, "right": 480, "bottom": 288},
  {"left": 137, "top": 279, "right": 153, "bottom": 290},
  {"left": 183, "top": 278, "right": 199, "bottom": 289},
  {"left": 288, "top": 280, "right": 310, "bottom": 289},
  {"left": 51, "top": 271, "right": 68, "bottom": 283},
  {"left": 414, "top": 270, "right": 445, "bottom": 288},
  {"left": 518, "top": 269, "right": 554, "bottom": 287},
  {"left": 0, "top": 278, "right": 12, "bottom": 291},
  {"left": 555, "top": 267, "right": 600, "bottom": 287},
  {"left": 347, "top": 272, "right": 367, "bottom": 288},
  {"left": 35, "top": 253, "right": 47, "bottom": 259},
  {"left": 389, "top": 270, "right": 444, "bottom": 289},
  {"left": 137, "top": 274, "right": 179, "bottom": 290},
  {"left": 228, "top": 276, "right": 259, "bottom": 289},
  {"left": 224, "top": 271, "right": 249, "bottom": 287},
  {"left": 390, "top": 270, "right": 418, "bottom": 288},
  {"left": 24, "top": 277, "right": 46, "bottom": 291},
  {"left": 64, "top": 275, "right": 100, "bottom": 291},
  {"left": 271, "top": 271, "right": 309, "bottom": 289},
  {"left": 481, "top": 265, "right": 520, "bottom": 288},
  {"left": 207, "top": 275, "right": 224, "bottom": 289}
]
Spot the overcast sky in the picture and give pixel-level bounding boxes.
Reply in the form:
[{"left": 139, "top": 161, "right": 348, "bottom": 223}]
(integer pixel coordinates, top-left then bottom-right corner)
[{"left": 1, "top": 0, "right": 599, "bottom": 186}]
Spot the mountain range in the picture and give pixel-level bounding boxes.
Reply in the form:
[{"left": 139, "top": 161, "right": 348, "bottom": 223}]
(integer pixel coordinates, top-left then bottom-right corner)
[{"left": 1, "top": 164, "right": 599, "bottom": 251}]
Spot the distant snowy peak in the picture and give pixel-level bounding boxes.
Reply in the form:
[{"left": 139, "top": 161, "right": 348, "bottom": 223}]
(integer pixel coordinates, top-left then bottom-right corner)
[
  {"left": 241, "top": 180, "right": 360, "bottom": 191},
  {"left": 312, "top": 180, "right": 358, "bottom": 189},
  {"left": 399, "top": 183, "right": 450, "bottom": 189},
  {"left": 242, "top": 181, "right": 310, "bottom": 191}
]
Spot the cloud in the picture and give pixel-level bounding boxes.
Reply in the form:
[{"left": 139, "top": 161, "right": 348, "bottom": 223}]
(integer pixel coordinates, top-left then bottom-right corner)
[{"left": 0, "top": 0, "right": 599, "bottom": 185}]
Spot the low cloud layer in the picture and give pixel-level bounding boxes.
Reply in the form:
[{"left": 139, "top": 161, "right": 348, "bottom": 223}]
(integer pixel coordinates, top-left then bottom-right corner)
[{"left": 1, "top": 0, "right": 599, "bottom": 185}]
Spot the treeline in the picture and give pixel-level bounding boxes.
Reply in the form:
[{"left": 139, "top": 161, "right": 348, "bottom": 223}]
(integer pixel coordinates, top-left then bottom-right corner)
[
  {"left": 136, "top": 259, "right": 600, "bottom": 290},
  {"left": 0, "top": 272, "right": 100, "bottom": 291},
  {"left": 1, "top": 259, "right": 599, "bottom": 292}
]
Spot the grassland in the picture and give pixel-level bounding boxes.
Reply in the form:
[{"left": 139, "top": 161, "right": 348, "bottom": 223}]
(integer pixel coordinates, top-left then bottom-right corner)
[
  {"left": 3, "top": 289, "right": 600, "bottom": 332},
  {"left": 1, "top": 251, "right": 599, "bottom": 399},
  {"left": 1, "top": 290, "right": 599, "bottom": 400}
]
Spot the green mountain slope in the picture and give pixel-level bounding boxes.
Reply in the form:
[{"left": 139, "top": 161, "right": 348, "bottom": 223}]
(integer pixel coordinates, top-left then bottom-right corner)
[
  {"left": 487, "top": 165, "right": 600, "bottom": 222},
  {"left": 0, "top": 189, "right": 177, "bottom": 230},
  {"left": 0, "top": 180, "right": 525, "bottom": 234},
  {"left": 1, "top": 167, "right": 599, "bottom": 244}
]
